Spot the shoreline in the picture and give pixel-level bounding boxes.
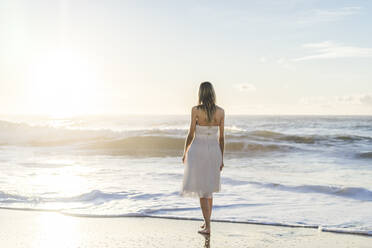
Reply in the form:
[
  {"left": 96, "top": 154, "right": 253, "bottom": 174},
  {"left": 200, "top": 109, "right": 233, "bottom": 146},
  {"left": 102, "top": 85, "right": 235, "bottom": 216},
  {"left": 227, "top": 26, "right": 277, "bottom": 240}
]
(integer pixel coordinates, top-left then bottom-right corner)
[
  {"left": 1, "top": 207, "right": 371, "bottom": 238},
  {"left": 1, "top": 208, "right": 371, "bottom": 248}
]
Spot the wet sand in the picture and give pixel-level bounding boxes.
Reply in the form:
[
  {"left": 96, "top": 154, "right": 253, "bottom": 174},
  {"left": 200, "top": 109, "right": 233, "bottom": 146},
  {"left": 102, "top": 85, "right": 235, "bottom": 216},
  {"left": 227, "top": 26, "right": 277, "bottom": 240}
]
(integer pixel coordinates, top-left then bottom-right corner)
[{"left": 0, "top": 208, "right": 370, "bottom": 248}]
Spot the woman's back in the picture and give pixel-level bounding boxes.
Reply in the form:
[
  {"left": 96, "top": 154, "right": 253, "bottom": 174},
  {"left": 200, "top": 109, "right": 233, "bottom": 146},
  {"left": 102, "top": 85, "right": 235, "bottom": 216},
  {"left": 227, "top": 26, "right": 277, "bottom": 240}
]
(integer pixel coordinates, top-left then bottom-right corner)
[{"left": 195, "top": 104, "right": 224, "bottom": 126}]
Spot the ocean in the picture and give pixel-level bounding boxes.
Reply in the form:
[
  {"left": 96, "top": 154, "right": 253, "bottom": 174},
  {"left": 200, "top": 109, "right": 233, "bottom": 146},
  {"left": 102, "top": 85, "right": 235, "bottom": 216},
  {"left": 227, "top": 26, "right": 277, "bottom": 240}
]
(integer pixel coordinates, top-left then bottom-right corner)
[{"left": 0, "top": 114, "right": 371, "bottom": 236}]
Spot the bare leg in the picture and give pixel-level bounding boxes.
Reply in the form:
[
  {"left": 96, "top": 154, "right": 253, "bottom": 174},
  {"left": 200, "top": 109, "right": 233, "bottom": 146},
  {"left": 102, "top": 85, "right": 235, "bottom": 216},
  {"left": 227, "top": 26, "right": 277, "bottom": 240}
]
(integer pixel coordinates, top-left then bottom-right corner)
[
  {"left": 199, "top": 198, "right": 211, "bottom": 234},
  {"left": 201, "top": 197, "right": 213, "bottom": 228},
  {"left": 209, "top": 197, "right": 213, "bottom": 219}
]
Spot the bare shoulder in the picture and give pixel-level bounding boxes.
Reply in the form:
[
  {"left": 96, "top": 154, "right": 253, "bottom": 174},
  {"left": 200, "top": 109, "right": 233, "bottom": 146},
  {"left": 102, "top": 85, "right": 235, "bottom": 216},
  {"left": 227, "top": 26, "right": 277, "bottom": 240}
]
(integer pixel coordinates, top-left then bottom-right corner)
[
  {"left": 192, "top": 104, "right": 224, "bottom": 117},
  {"left": 191, "top": 106, "right": 199, "bottom": 116},
  {"left": 192, "top": 105, "right": 199, "bottom": 112},
  {"left": 215, "top": 105, "right": 225, "bottom": 115}
]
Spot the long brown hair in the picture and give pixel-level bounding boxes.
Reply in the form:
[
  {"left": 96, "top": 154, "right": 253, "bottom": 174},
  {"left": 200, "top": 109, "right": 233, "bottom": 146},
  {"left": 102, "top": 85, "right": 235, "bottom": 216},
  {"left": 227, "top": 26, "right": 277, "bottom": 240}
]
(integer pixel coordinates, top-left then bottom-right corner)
[{"left": 196, "top": 82, "right": 216, "bottom": 123}]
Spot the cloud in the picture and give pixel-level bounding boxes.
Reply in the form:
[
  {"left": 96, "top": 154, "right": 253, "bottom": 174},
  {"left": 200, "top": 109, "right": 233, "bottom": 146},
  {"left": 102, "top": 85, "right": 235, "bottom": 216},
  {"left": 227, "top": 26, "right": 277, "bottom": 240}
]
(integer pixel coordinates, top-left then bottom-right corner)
[
  {"left": 259, "top": 57, "right": 267, "bottom": 63},
  {"left": 297, "top": 6, "right": 361, "bottom": 24},
  {"left": 258, "top": 56, "right": 296, "bottom": 70},
  {"left": 293, "top": 41, "right": 372, "bottom": 61},
  {"left": 276, "top": 57, "right": 296, "bottom": 70},
  {"left": 234, "top": 83, "right": 256, "bottom": 92}
]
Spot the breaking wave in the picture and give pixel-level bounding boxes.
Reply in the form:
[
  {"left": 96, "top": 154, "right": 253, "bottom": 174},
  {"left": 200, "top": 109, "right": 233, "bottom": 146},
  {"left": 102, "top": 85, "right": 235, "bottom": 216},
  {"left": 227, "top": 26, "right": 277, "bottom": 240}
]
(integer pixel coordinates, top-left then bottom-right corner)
[
  {"left": 248, "top": 182, "right": 372, "bottom": 201},
  {"left": 1, "top": 120, "right": 371, "bottom": 157},
  {"left": 355, "top": 152, "right": 372, "bottom": 159}
]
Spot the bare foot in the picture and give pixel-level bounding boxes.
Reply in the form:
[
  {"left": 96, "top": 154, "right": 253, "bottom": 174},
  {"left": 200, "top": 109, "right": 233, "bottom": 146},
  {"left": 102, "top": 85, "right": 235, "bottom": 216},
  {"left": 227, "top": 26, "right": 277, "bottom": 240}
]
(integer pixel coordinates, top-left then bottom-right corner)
[
  {"left": 200, "top": 222, "right": 206, "bottom": 228},
  {"left": 198, "top": 228, "right": 210, "bottom": 235}
]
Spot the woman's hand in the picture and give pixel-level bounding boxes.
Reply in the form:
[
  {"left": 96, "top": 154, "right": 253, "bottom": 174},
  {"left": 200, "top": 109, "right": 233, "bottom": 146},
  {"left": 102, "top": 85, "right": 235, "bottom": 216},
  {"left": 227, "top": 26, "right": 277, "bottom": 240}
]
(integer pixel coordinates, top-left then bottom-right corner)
[
  {"left": 220, "top": 161, "right": 224, "bottom": 171},
  {"left": 182, "top": 154, "right": 186, "bottom": 164}
]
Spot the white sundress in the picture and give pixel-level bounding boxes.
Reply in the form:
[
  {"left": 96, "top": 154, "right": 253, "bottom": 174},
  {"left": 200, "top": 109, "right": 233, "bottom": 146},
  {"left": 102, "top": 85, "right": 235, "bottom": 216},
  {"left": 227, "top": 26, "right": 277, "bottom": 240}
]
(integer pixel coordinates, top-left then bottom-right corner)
[{"left": 180, "top": 124, "right": 222, "bottom": 198}]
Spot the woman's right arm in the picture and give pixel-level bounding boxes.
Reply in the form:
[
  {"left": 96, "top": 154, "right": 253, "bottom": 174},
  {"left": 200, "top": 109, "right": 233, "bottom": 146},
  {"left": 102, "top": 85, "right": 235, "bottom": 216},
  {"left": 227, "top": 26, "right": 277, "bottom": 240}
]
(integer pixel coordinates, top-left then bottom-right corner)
[{"left": 182, "top": 107, "right": 197, "bottom": 163}]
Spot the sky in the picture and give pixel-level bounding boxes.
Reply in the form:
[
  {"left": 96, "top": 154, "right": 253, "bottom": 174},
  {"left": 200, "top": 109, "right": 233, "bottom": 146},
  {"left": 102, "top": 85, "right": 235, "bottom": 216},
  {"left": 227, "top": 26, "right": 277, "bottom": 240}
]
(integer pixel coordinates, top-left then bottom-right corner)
[{"left": 0, "top": 0, "right": 371, "bottom": 116}]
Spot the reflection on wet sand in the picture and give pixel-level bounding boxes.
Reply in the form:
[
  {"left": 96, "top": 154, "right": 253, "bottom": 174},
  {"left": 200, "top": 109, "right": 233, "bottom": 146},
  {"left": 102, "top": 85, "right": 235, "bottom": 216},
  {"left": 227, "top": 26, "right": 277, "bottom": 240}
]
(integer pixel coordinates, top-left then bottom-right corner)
[{"left": 199, "top": 232, "right": 210, "bottom": 248}]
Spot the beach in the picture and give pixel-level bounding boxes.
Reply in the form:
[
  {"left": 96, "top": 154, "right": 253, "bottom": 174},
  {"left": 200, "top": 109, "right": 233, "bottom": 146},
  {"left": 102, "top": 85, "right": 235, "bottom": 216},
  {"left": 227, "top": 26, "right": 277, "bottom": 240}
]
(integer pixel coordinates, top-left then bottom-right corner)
[
  {"left": 1, "top": 208, "right": 371, "bottom": 248},
  {"left": 2, "top": 0, "right": 372, "bottom": 246}
]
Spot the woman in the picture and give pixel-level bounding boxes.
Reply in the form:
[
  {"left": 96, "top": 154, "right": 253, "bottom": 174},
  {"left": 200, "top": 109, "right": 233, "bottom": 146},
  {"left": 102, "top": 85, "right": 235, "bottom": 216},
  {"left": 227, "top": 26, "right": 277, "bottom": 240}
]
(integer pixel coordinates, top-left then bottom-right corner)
[{"left": 181, "top": 81, "right": 225, "bottom": 235}]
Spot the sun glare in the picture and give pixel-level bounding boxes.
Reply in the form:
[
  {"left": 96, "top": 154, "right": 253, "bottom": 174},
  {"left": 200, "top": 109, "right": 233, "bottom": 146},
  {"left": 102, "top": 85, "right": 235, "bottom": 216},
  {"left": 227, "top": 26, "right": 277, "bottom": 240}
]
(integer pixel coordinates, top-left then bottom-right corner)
[
  {"left": 36, "top": 212, "right": 80, "bottom": 247},
  {"left": 30, "top": 163, "right": 91, "bottom": 198},
  {"left": 26, "top": 50, "right": 102, "bottom": 118}
]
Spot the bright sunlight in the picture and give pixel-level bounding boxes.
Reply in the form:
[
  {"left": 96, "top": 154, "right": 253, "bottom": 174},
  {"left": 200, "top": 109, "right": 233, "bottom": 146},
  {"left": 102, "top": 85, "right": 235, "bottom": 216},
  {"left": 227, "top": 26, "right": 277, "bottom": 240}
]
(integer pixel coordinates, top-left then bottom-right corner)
[{"left": 26, "top": 49, "right": 102, "bottom": 118}]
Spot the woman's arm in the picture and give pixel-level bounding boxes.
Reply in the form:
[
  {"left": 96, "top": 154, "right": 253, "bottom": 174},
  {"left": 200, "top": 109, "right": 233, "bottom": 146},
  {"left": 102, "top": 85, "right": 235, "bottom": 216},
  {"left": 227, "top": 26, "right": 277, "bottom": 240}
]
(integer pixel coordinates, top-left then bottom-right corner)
[
  {"left": 182, "top": 107, "right": 197, "bottom": 162},
  {"left": 219, "top": 109, "right": 225, "bottom": 170}
]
